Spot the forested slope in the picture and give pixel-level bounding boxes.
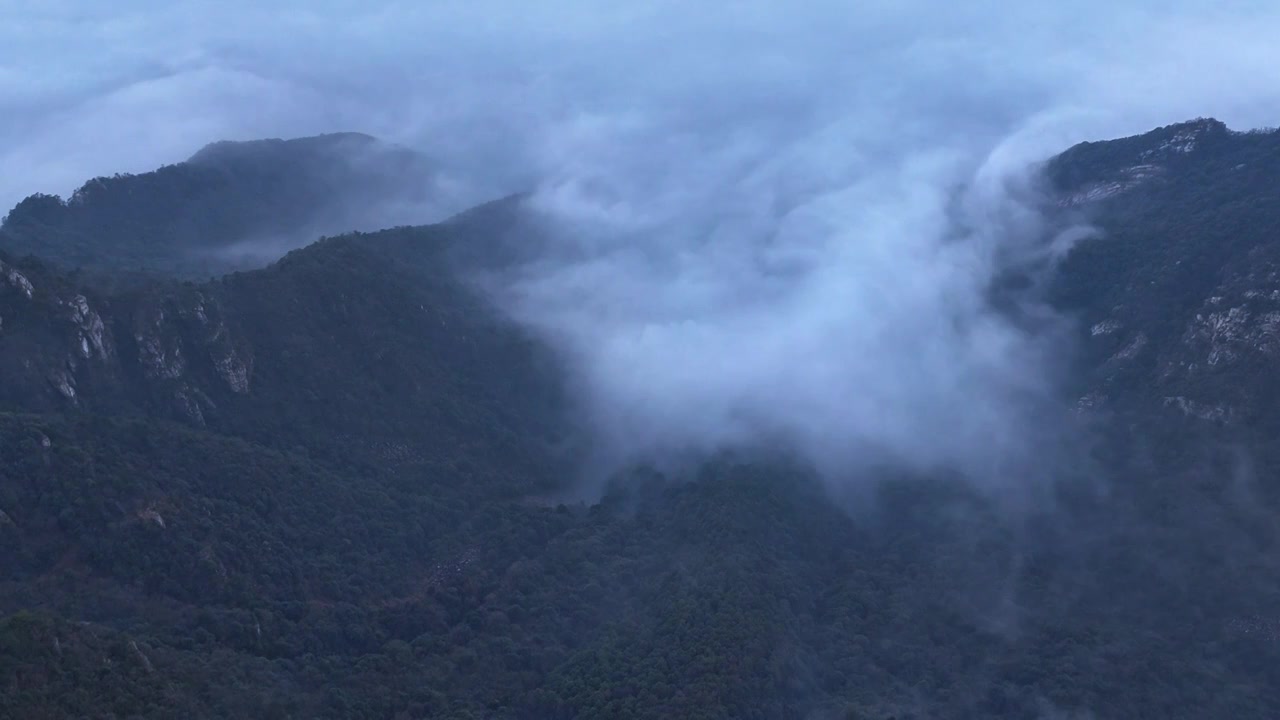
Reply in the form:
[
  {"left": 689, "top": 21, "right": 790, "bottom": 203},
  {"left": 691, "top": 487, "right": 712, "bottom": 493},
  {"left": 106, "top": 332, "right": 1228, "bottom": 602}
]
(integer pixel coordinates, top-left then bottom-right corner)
[{"left": 2, "top": 122, "right": 1280, "bottom": 718}]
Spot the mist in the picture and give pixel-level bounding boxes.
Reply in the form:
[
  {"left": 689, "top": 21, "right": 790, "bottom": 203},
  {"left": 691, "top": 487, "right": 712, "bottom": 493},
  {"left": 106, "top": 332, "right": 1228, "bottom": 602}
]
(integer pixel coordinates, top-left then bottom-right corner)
[{"left": 6, "top": 1, "right": 1280, "bottom": 484}]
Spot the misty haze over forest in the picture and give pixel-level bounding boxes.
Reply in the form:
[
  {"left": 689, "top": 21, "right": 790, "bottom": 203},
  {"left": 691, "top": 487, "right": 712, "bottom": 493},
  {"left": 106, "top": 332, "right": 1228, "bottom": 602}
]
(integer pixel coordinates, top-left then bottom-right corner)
[
  {"left": 9, "top": 1, "right": 1280, "bottom": 483},
  {"left": 3, "top": 3, "right": 1280, "bottom": 719}
]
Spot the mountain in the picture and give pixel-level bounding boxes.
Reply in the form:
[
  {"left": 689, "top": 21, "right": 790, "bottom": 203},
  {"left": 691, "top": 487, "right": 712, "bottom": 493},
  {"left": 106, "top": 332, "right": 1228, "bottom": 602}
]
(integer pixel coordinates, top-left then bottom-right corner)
[
  {"left": 0, "top": 219, "right": 561, "bottom": 476},
  {"left": 0, "top": 133, "right": 438, "bottom": 276},
  {"left": 3, "top": 125, "right": 1280, "bottom": 719},
  {"left": 1050, "top": 118, "right": 1280, "bottom": 490}
]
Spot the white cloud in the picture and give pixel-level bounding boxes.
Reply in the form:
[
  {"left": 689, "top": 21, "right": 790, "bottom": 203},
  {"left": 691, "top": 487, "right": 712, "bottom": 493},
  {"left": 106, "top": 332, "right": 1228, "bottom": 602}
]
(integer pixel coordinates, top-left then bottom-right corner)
[{"left": 3, "top": 1, "right": 1280, "bottom": 485}]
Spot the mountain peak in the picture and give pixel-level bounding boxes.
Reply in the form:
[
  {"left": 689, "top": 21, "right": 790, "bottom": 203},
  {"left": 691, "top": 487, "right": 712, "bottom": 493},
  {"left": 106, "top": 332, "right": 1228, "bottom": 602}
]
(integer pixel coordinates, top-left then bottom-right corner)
[
  {"left": 0, "top": 132, "right": 437, "bottom": 275},
  {"left": 1160, "top": 116, "right": 1227, "bottom": 133},
  {"left": 1142, "top": 116, "right": 1228, "bottom": 152},
  {"left": 187, "top": 132, "right": 383, "bottom": 165},
  {"left": 1045, "top": 117, "right": 1264, "bottom": 205}
]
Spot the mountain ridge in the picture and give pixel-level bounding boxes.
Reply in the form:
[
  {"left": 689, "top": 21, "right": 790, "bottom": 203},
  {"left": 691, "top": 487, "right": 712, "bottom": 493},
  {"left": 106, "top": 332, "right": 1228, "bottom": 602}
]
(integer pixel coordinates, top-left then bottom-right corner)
[
  {"left": 0, "top": 132, "right": 439, "bottom": 277},
  {"left": 2, "top": 120, "right": 1280, "bottom": 718}
]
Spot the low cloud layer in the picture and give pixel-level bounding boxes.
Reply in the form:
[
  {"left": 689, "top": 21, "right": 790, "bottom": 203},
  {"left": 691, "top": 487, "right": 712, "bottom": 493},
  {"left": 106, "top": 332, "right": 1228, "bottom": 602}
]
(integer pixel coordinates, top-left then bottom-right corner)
[{"left": 5, "top": 2, "right": 1280, "bottom": 482}]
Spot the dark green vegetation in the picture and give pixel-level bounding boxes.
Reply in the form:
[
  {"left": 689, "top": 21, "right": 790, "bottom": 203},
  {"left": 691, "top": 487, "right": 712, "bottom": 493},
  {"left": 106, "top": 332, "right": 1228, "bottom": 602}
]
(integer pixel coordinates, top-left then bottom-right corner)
[
  {"left": 1049, "top": 118, "right": 1280, "bottom": 500},
  {"left": 0, "top": 133, "right": 436, "bottom": 276},
  {"left": 3, "top": 121, "right": 1280, "bottom": 718}
]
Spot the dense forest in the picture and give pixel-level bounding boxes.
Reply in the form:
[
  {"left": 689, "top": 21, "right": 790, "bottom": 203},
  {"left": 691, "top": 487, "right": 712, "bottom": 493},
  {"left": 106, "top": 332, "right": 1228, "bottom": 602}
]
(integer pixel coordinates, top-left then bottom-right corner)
[
  {"left": 0, "top": 133, "right": 436, "bottom": 277},
  {"left": 2, "top": 121, "right": 1280, "bottom": 718}
]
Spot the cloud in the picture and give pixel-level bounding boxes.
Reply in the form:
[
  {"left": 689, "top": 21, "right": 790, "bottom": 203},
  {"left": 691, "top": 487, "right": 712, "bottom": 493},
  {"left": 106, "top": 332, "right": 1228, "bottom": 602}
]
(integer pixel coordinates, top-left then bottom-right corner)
[
  {"left": 7, "top": 2, "right": 1279, "bottom": 207},
  {"left": 4, "top": 1, "right": 1280, "bottom": 485},
  {"left": 499, "top": 122, "right": 1071, "bottom": 484}
]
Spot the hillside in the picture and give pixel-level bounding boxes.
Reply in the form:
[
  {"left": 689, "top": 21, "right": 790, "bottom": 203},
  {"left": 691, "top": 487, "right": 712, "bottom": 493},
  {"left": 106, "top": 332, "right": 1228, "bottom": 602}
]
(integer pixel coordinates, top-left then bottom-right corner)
[
  {"left": 2, "top": 124, "right": 1280, "bottom": 718},
  {"left": 0, "top": 133, "right": 437, "bottom": 276},
  {"left": 0, "top": 217, "right": 563, "bottom": 478},
  {"left": 1050, "top": 119, "right": 1280, "bottom": 491}
]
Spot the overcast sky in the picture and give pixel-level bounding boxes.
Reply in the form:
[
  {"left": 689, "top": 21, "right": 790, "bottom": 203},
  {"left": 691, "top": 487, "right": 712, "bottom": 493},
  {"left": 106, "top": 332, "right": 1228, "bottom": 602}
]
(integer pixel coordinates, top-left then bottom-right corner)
[
  {"left": 4, "top": 2, "right": 1279, "bottom": 208},
  {"left": 5, "top": 1, "right": 1280, "bottom": 485}
]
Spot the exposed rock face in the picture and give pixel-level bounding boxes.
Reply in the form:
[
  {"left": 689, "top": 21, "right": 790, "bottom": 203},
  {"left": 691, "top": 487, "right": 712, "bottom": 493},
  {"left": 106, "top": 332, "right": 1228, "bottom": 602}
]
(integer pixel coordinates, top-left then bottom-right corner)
[
  {"left": 1162, "top": 395, "right": 1231, "bottom": 423},
  {"left": 1053, "top": 118, "right": 1280, "bottom": 434},
  {"left": 1, "top": 262, "right": 34, "bottom": 299},
  {"left": 1080, "top": 290, "right": 1280, "bottom": 426},
  {"left": 1090, "top": 319, "right": 1121, "bottom": 336},
  {"left": 214, "top": 352, "right": 252, "bottom": 394},
  {"left": 1058, "top": 164, "right": 1163, "bottom": 208},
  {"left": 173, "top": 387, "right": 206, "bottom": 425},
  {"left": 1051, "top": 118, "right": 1229, "bottom": 207},
  {"left": 124, "top": 290, "right": 254, "bottom": 404},
  {"left": 186, "top": 293, "right": 253, "bottom": 394},
  {"left": 1109, "top": 332, "right": 1148, "bottom": 364},
  {"left": 47, "top": 368, "right": 77, "bottom": 402},
  {"left": 1139, "top": 121, "right": 1214, "bottom": 158},
  {"left": 129, "top": 640, "right": 155, "bottom": 674},
  {"left": 1181, "top": 304, "right": 1280, "bottom": 368},
  {"left": 137, "top": 508, "right": 166, "bottom": 529},
  {"left": 0, "top": 254, "right": 254, "bottom": 420},
  {"left": 135, "top": 305, "right": 187, "bottom": 381},
  {"left": 64, "top": 294, "right": 110, "bottom": 359}
]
